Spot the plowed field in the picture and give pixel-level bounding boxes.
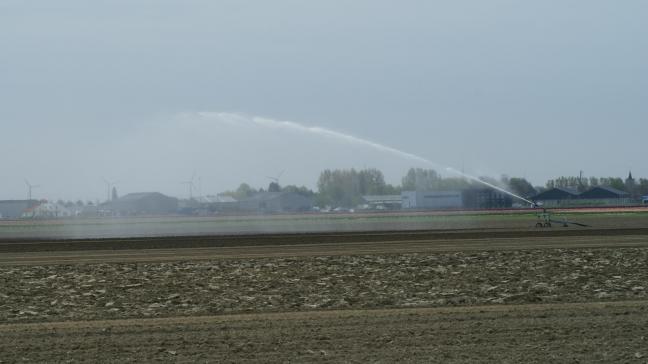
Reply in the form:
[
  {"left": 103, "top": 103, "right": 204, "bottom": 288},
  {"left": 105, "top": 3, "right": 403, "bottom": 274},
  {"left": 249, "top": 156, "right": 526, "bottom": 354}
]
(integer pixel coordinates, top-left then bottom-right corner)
[{"left": 1, "top": 222, "right": 648, "bottom": 362}]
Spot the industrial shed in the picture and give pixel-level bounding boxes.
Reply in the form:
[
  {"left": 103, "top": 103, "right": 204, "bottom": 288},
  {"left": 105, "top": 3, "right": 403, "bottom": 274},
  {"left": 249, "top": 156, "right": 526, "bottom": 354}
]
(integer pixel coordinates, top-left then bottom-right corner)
[
  {"left": 401, "top": 188, "right": 512, "bottom": 210},
  {"left": 532, "top": 186, "right": 633, "bottom": 207},
  {"left": 0, "top": 200, "right": 37, "bottom": 219},
  {"left": 401, "top": 191, "right": 463, "bottom": 209},
  {"left": 362, "top": 195, "right": 402, "bottom": 210},
  {"left": 109, "top": 192, "right": 178, "bottom": 216},
  {"left": 201, "top": 195, "right": 239, "bottom": 213},
  {"left": 462, "top": 188, "right": 513, "bottom": 209},
  {"left": 578, "top": 186, "right": 630, "bottom": 206}
]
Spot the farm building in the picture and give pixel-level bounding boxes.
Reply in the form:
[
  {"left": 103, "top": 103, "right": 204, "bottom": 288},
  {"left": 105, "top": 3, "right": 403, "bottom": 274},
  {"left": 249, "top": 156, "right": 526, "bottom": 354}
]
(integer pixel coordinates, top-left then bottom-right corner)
[
  {"left": 199, "top": 195, "right": 239, "bottom": 213},
  {"left": 238, "top": 192, "right": 313, "bottom": 213},
  {"left": 401, "top": 188, "right": 513, "bottom": 210},
  {"left": 531, "top": 187, "right": 580, "bottom": 207},
  {"left": 401, "top": 191, "right": 463, "bottom": 209},
  {"left": 578, "top": 186, "right": 630, "bottom": 206},
  {"left": 462, "top": 188, "right": 513, "bottom": 209},
  {"left": 30, "top": 201, "right": 74, "bottom": 218},
  {"left": 532, "top": 186, "right": 634, "bottom": 207},
  {"left": 362, "top": 195, "right": 402, "bottom": 210},
  {"left": 109, "top": 192, "right": 178, "bottom": 215},
  {"left": 0, "top": 200, "right": 38, "bottom": 219}
]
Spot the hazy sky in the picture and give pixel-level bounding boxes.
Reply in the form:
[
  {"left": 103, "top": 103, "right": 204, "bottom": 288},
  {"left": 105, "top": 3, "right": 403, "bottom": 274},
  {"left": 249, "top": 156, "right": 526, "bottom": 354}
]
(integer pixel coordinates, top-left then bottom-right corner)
[{"left": 1, "top": 0, "right": 646, "bottom": 201}]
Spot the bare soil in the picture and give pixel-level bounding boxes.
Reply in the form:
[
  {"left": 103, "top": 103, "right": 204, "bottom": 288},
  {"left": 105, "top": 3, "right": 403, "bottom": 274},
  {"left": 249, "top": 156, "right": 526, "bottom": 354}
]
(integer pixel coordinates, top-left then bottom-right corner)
[
  {"left": 2, "top": 226, "right": 648, "bottom": 362},
  {"left": 1, "top": 302, "right": 647, "bottom": 363},
  {"left": 2, "top": 247, "right": 648, "bottom": 323}
]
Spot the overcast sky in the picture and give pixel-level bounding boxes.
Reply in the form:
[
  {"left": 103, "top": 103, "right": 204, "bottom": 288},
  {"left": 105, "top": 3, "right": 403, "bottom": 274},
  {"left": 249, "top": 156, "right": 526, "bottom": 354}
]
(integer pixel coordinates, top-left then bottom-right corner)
[{"left": 1, "top": 0, "right": 646, "bottom": 201}]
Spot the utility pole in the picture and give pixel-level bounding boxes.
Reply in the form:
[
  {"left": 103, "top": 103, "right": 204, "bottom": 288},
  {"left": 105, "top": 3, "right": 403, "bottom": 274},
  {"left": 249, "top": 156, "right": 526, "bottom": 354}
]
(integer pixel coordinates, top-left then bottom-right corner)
[
  {"left": 24, "top": 179, "right": 40, "bottom": 218},
  {"left": 25, "top": 179, "right": 40, "bottom": 202},
  {"left": 182, "top": 171, "right": 197, "bottom": 200}
]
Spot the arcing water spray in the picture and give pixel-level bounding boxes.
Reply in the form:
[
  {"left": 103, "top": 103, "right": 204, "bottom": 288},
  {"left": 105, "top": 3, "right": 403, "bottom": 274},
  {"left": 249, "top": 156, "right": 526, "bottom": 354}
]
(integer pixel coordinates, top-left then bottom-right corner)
[{"left": 196, "top": 112, "right": 534, "bottom": 206}]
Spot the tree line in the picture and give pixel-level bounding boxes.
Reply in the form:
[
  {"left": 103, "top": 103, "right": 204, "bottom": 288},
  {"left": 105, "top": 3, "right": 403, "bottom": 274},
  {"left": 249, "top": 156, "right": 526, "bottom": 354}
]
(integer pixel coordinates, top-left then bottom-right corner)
[
  {"left": 546, "top": 174, "right": 648, "bottom": 198},
  {"left": 222, "top": 168, "right": 536, "bottom": 208},
  {"left": 221, "top": 169, "right": 647, "bottom": 208}
]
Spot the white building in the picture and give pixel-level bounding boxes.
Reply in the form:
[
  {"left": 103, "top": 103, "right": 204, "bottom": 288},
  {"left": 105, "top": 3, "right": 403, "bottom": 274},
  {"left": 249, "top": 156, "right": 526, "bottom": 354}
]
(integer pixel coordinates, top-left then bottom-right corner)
[{"left": 30, "top": 201, "right": 75, "bottom": 218}]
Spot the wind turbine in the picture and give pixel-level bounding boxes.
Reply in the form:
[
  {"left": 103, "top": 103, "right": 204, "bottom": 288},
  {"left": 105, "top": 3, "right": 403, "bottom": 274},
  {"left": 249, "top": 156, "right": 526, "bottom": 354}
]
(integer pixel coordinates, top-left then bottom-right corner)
[
  {"left": 102, "top": 178, "right": 119, "bottom": 202},
  {"left": 181, "top": 171, "right": 197, "bottom": 200},
  {"left": 266, "top": 170, "right": 285, "bottom": 185},
  {"left": 24, "top": 179, "right": 40, "bottom": 201},
  {"left": 196, "top": 176, "right": 203, "bottom": 201}
]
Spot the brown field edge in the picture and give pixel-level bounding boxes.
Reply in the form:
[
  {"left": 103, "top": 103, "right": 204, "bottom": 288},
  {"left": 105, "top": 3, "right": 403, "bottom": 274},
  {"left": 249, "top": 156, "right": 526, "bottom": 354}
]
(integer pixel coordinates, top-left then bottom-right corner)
[{"left": 1, "top": 227, "right": 648, "bottom": 253}]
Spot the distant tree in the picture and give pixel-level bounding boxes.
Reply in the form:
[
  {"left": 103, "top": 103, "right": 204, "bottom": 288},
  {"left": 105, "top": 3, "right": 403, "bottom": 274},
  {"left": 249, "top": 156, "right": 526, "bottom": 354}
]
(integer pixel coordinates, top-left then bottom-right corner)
[
  {"left": 382, "top": 184, "right": 401, "bottom": 195},
  {"left": 268, "top": 182, "right": 281, "bottom": 192},
  {"left": 238, "top": 183, "right": 257, "bottom": 198},
  {"left": 402, "top": 167, "right": 478, "bottom": 191},
  {"left": 220, "top": 183, "right": 258, "bottom": 200},
  {"left": 316, "top": 168, "right": 392, "bottom": 207},
  {"left": 638, "top": 179, "right": 648, "bottom": 196},
  {"left": 610, "top": 178, "right": 626, "bottom": 191},
  {"left": 576, "top": 175, "right": 589, "bottom": 192},
  {"left": 507, "top": 178, "right": 537, "bottom": 198},
  {"left": 282, "top": 185, "right": 315, "bottom": 197},
  {"left": 599, "top": 177, "right": 626, "bottom": 191},
  {"left": 111, "top": 187, "right": 119, "bottom": 201},
  {"left": 548, "top": 175, "right": 638, "bottom": 193},
  {"left": 401, "top": 168, "right": 440, "bottom": 190},
  {"left": 317, "top": 169, "right": 358, "bottom": 207},
  {"left": 76, "top": 200, "right": 84, "bottom": 207},
  {"left": 546, "top": 176, "right": 589, "bottom": 192},
  {"left": 358, "top": 168, "right": 389, "bottom": 195}
]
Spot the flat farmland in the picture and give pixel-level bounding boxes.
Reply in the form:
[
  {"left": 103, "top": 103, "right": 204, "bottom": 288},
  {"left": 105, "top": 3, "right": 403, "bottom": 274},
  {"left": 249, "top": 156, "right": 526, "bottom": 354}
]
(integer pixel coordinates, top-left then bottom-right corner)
[
  {"left": 1, "top": 211, "right": 648, "bottom": 362},
  {"left": 3, "top": 302, "right": 648, "bottom": 363},
  {"left": 1, "top": 208, "right": 647, "bottom": 239}
]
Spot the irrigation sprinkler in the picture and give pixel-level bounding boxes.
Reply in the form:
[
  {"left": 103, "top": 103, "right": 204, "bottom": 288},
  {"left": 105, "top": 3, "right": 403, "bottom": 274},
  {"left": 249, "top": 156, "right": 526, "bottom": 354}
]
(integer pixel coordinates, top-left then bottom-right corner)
[{"left": 531, "top": 203, "right": 589, "bottom": 228}]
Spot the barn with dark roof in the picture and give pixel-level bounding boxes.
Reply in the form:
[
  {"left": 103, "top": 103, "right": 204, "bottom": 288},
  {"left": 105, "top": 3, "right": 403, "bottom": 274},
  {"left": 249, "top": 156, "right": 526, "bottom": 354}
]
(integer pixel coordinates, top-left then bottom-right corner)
[
  {"left": 532, "top": 186, "right": 633, "bottom": 207},
  {"left": 579, "top": 186, "right": 630, "bottom": 205},
  {"left": 531, "top": 187, "right": 580, "bottom": 207},
  {"left": 109, "top": 192, "right": 178, "bottom": 215}
]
